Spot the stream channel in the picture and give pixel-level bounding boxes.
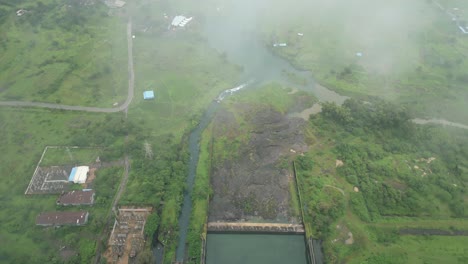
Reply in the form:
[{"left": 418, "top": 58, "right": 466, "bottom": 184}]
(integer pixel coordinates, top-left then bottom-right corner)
[{"left": 156, "top": 1, "right": 468, "bottom": 263}]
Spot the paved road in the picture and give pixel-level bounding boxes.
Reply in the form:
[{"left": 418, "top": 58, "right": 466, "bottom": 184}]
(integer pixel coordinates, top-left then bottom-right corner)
[{"left": 0, "top": 19, "right": 135, "bottom": 113}]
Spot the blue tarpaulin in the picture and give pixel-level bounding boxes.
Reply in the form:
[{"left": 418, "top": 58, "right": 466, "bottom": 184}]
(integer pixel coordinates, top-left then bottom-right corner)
[{"left": 68, "top": 167, "right": 77, "bottom": 182}]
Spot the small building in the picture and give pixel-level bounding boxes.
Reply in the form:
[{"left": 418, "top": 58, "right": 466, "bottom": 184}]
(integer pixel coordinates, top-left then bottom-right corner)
[
  {"left": 143, "top": 90, "right": 155, "bottom": 100},
  {"left": 16, "top": 9, "right": 27, "bottom": 16},
  {"left": 57, "top": 190, "right": 96, "bottom": 206},
  {"left": 68, "top": 166, "right": 89, "bottom": 184},
  {"left": 104, "top": 0, "right": 126, "bottom": 8},
  {"left": 170, "top": 15, "right": 193, "bottom": 28},
  {"left": 273, "top": 43, "right": 288, "bottom": 47},
  {"left": 36, "top": 211, "right": 89, "bottom": 226}
]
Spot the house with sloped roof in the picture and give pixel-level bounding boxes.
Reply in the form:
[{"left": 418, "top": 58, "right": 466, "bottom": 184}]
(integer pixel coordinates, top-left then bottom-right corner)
[{"left": 36, "top": 211, "right": 89, "bottom": 226}]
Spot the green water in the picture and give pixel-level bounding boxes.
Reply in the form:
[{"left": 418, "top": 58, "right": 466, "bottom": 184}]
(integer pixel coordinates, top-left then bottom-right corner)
[{"left": 206, "top": 234, "right": 308, "bottom": 264}]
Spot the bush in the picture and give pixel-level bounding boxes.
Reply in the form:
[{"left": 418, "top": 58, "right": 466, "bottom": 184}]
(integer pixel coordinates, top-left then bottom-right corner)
[{"left": 349, "top": 192, "right": 371, "bottom": 222}]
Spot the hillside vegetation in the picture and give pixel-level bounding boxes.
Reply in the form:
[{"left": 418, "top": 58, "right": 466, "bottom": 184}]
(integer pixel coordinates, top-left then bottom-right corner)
[
  {"left": 0, "top": 0, "right": 128, "bottom": 106},
  {"left": 295, "top": 98, "right": 468, "bottom": 263}
]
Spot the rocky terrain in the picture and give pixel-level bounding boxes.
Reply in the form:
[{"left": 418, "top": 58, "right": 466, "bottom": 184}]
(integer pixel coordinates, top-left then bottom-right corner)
[{"left": 208, "top": 103, "right": 309, "bottom": 222}]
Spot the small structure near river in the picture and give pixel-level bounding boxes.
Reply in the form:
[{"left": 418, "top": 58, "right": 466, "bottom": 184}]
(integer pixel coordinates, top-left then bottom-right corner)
[{"left": 104, "top": 207, "right": 152, "bottom": 264}]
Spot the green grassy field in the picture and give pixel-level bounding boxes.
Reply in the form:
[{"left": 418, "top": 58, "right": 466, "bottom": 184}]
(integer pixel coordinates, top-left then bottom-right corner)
[
  {"left": 0, "top": 0, "right": 128, "bottom": 106},
  {"left": 39, "top": 147, "right": 103, "bottom": 167}
]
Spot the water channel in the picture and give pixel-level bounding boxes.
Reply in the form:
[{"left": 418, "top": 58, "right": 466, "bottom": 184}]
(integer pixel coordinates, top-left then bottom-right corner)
[{"left": 172, "top": 1, "right": 468, "bottom": 263}]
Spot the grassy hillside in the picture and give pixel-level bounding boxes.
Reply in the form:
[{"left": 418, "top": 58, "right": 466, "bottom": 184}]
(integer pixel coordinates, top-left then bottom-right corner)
[
  {"left": 0, "top": 0, "right": 128, "bottom": 106},
  {"left": 295, "top": 99, "right": 468, "bottom": 263}
]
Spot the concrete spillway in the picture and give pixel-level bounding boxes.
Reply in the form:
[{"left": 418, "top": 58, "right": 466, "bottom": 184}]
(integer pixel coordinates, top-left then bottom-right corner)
[{"left": 207, "top": 222, "right": 305, "bottom": 234}]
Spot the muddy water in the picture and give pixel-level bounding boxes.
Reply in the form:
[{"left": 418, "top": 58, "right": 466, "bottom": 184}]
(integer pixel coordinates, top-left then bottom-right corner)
[{"left": 206, "top": 233, "right": 308, "bottom": 264}]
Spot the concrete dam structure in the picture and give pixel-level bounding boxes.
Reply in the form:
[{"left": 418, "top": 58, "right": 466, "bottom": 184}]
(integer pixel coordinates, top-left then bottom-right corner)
[{"left": 207, "top": 222, "right": 305, "bottom": 234}]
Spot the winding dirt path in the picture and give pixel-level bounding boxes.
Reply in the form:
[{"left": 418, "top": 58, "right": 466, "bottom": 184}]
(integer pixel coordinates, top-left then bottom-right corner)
[
  {"left": 0, "top": 19, "right": 135, "bottom": 113},
  {"left": 324, "top": 185, "right": 345, "bottom": 196},
  {"left": 112, "top": 155, "right": 130, "bottom": 212}
]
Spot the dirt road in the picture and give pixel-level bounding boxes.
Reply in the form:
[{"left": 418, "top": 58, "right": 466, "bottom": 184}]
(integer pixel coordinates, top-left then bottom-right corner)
[
  {"left": 112, "top": 155, "right": 130, "bottom": 212},
  {"left": 0, "top": 19, "right": 135, "bottom": 113}
]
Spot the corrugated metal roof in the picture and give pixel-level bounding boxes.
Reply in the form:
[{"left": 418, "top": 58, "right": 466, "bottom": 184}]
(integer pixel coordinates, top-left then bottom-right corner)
[
  {"left": 57, "top": 190, "right": 95, "bottom": 205},
  {"left": 171, "top": 16, "right": 185, "bottom": 26},
  {"left": 36, "top": 211, "right": 89, "bottom": 226}
]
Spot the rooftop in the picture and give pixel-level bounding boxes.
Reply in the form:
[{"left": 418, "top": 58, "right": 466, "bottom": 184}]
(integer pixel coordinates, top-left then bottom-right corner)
[
  {"left": 57, "top": 190, "right": 95, "bottom": 206},
  {"left": 171, "top": 15, "right": 193, "bottom": 27},
  {"left": 68, "top": 166, "right": 89, "bottom": 184},
  {"left": 143, "top": 90, "right": 155, "bottom": 100},
  {"left": 36, "top": 211, "right": 89, "bottom": 226}
]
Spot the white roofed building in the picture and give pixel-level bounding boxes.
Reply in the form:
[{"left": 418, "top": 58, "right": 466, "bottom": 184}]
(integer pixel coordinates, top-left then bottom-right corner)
[
  {"left": 170, "top": 15, "right": 194, "bottom": 28},
  {"left": 68, "top": 166, "right": 89, "bottom": 184}
]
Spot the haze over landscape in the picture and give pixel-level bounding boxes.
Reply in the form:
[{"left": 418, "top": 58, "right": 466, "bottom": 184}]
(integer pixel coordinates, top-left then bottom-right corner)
[{"left": 0, "top": 0, "right": 467, "bottom": 263}]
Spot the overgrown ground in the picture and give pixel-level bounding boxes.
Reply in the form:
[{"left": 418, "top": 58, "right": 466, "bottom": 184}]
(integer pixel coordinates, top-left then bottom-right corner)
[
  {"left": 39, "top": 147, "right": 103, "bottom": 167},
  {"left": 258, "top": 0, "right": 468, "bottom": 123},
  {"left": 208, "top": 84, "right": 314, "bottom": 222},
  {"left": 294, "top": 99, "right": 468, "bottom": 263},
  {"left": 0, "top": 0, "right": 128, "bottom": 106}
]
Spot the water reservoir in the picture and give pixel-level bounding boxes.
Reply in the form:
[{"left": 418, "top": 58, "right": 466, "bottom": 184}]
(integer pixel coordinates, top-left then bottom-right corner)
[{"left": 206, "top": 233, "right": 308, "bottom": 264}]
